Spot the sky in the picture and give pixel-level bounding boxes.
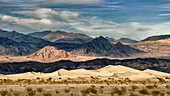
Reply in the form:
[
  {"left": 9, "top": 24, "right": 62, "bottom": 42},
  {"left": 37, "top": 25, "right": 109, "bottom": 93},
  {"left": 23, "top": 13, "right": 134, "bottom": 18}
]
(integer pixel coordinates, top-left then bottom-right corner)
[{"left": 0, "top": 0, "right": 170, "bottom": 40}]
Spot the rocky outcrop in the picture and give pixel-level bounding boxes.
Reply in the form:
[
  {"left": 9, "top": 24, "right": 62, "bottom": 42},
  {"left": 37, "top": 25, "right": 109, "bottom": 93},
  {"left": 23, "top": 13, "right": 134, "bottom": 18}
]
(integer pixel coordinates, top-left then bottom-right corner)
[{"left": 28, "top": 46, "right": 72, "bottom": 60}]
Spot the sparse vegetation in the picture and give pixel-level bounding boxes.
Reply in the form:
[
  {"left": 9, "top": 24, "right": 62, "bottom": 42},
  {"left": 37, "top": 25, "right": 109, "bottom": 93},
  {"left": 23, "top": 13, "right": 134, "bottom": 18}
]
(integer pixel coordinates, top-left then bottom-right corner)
[
  {"left": 64, "top": 88, "right": 71, "bottom": 93},
  {"left": 43, "top": 92, "right": 52, "bottom": 96},
  {"left": 0, "top": 90, "right": 8, "bottom": 96},
  {"left": 13, "top": 92, "right": 21, "bottom": 96},
  {"left": 36, "top": 87, "right": 43, "bottom": 93},
  {"left": 0, "top": 77, "right": 169, "bottom": 96},
  {"left": 139, "top": 88, "right": 149, "bottom": 96}
]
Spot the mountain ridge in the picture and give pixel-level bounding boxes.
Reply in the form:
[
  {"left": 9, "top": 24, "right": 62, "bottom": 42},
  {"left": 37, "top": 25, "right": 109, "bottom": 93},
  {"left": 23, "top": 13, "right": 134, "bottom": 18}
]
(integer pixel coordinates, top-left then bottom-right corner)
[{"left": 72, "top": 36, "right": 143, "bottom": 57}]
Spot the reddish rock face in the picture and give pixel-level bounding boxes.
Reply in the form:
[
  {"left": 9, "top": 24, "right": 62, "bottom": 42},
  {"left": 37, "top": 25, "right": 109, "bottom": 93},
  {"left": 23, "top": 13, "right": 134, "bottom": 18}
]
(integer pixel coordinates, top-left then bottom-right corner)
[{"left": 28, "top": 46, "right": 72, "bottom": 60}]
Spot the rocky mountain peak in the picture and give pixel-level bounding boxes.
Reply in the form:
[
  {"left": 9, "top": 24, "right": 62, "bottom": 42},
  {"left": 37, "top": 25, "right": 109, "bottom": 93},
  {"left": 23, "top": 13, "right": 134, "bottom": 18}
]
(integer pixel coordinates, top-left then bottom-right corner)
[{"left": 28, "top": 46, "right": 72, "bottom": 61}]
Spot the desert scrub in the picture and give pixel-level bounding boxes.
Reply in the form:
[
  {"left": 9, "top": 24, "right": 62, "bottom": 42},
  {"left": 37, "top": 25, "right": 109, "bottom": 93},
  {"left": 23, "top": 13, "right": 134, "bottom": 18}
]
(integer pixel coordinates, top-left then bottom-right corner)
[
  {"left": 99, "top": 86, "right": 104, "bottom": 94},
  {"left": 138, "top": 88, "right": 149, "bottom": 96},
  {"left": 0, "top": 90, "right": 8, "bottom": 96},
  {"left": 13, "top": 92, "right": 21, "bottom": 96},
  {"left": 64, "top": 88, "right": 71, "bottom": 93},
  {"left": 25, "top": 87, "right": 33, "bottom": 93},
  {"left": 55, "top": 89, "right": 60, "bottom": 94},
  {"left": 25, "top": 87, "right": 36, "bottom": 96},
  {"left": 81, "top": 85, "right": 97, "bottom": 96},
  {"left": 110, "top": 87, "right": 126, "bottom": 96},
  {"left": 165, "top": 85, "right": 169, "bottom": 89},
  {"left": 26, "top": 90, "right": 36, "bottom": 96},
  {"left": 43, "top": 92, "right": 52, "bottom": 96},
  {"left": 166, "top": 91, "right": 170, "bottom": 95},
  {"left": 151, "top": 90, "right": 161, "bottom": 96},
  {"left": 36, "top": 88, "right": 43, "bottom": 93},
  {"left": 129, "top": 93, "right": 138, "bottom": 96},
  {"left": 130, "top": 85, "right": 139, "bottom": 91},
  {"left": 146, "top": 85, "right": 155, "bottom": 89}
]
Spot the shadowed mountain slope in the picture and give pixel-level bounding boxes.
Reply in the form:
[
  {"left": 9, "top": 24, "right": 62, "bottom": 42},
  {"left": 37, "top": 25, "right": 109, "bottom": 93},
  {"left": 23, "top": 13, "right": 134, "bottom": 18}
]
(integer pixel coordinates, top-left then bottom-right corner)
[{"left": 72, "top": 36, "right": 143, "bottom": 57}]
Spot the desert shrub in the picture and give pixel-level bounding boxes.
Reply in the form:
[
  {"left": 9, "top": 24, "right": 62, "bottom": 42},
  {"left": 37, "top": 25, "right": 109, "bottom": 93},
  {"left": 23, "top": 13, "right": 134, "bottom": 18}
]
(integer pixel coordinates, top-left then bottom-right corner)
[
  {"left": 90, "top": 85, "right": 96, "bottom": 89},
  {"left": 69, "top": 86, "right": 75, "bottom": 89},
  {"left": 110, "top": 87, "right": 126, "bottom": 96},
  {"left": 81, "top": 89, "right": 90, "bottom": 96},
  {"left": 9, "top": 89, "right": 13, "bottom": 92},
  {"left": 25, "top": 87, "right": 33, "bottom": 93},
  {"left": 26, "top": 91, "right": 36, "bottom": 96},
  {"left": 13, "top": 92, "right": 21, "bottom": 96},
  {"left": 120, "top": 86, "right": 127, "bottom": 94},
  {"left": 81, "top": 86, "right": 97, "bottom": 95},
  {"left": 36, "top": 88, "right": 43, "bottom": 93},
  {"left": 64, "top": 89, "right": 71, "bottom": 93},
  {"left": 151, "top": 90, "right": 161, "bottom": 96},
  {"left": 160, "top": 92, "right": 165, "bottom": 96},
  {"left": 166, "top": 91, "right": 170, "bottom": 95},
  {"left": 70, "top": 93, "right": 74, "bottom": 96},
  {"left": 139, "top": 89, "right": 149, "bottom": 96},
  {"left": 99, "top": 86, "right": 104, "bottom": 94},
  {"left": 0, "top": 90, "right": 8, "bottom": 96},
  {"left": 129, "top": 93, "right": 138, "bottom": 96},
  {"left": 43, "top": 92, "right": 52, "bottom": 96},
  {"left": 153, "top": 84, "right": 158, "bottom": 88},
  {"left": 146, "top": 85, "right": 155, "bottom": 89},
  {"left": 165, "top": 85, "right": 169, "bottom": 89},
  {"left": 55, "top": 90, "right": 59, "bottom": 94},
  {"left": 130, "top": 85, "right": 139, "bottom": 91}
]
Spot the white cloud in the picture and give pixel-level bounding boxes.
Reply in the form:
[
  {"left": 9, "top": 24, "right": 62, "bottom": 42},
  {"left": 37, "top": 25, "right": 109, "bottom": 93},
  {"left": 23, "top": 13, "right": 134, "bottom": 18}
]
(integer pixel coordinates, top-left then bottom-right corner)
[
  {"left": 158, "top": 14, "right": 170, "bottom": 16},
  {"left": 1, "top": 8, "right": 170, "bottom": 40}
]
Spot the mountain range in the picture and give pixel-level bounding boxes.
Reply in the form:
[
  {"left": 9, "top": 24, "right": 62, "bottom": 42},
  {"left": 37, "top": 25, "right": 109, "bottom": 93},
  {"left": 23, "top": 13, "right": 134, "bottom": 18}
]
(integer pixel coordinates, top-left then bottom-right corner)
[
  {"left": 0, "top": 29, "right": 84, "bottom": 55},
  {"left": 28, "top": 30, "right": 93, "bottom": 44},
  {"left": 0, "top": 29, "right": 170, "bottom": 59},
  {"left": 72, "top": 36, "right": 143, "bottom": 57}
]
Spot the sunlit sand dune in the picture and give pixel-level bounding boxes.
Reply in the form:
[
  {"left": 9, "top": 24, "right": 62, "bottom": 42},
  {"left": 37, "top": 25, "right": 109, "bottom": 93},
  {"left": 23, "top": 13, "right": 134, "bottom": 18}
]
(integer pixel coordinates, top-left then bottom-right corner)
[{"left": 1, "top": 65, "right": 170, "bottom": 81}]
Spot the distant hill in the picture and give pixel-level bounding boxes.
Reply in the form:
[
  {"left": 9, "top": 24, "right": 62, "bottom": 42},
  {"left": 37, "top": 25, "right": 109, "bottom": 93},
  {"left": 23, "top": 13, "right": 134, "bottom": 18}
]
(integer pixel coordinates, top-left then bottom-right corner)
[
  {"left": 105, "top": 37, "right": 117, "bottom": 43},
  {"left": 28, "top": 31, "right": 52, "bottom": 39},
  {"left": 105, "top": 37, "right": 138, "bottom": 44},
  {"left": 28, "top": 30, "right": 93, "bottom": 44},
  {"left": 141, "top": 35, "right": 170, "bottom": 41},
  {"left": 133, "top": 38, "right": 170, "bottom": 58},
  {"left": 118, "top": 38, "right": 138, "bottom": 44},
  {"left": 28, "top": 46, "right": 73, "bottom": 61},
  {"left": 72, "top": 36, "right": 143, "bottom": 57}
]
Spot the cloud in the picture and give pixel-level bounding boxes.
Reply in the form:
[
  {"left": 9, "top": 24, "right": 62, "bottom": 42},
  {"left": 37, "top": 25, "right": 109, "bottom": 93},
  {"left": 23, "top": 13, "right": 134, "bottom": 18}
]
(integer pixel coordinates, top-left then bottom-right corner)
[
  {"left": 158, "top": 14, "right": 170, "bottom": 16},
  {"left": 1, "top": 8, "right": 170, "bottom": 40}
]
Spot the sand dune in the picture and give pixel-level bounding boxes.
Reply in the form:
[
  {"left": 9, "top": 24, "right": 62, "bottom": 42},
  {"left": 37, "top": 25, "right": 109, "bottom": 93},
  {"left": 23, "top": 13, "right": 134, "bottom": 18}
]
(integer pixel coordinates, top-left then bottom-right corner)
[
  {"left": 1, "top": 65, "right": 170, "bottom": 81},
  {"left": 97, "top": 65, "right": 141, "bottom": 73},
  {"left": 144, "top": 69, "right": 170, "bottom": 77}
]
